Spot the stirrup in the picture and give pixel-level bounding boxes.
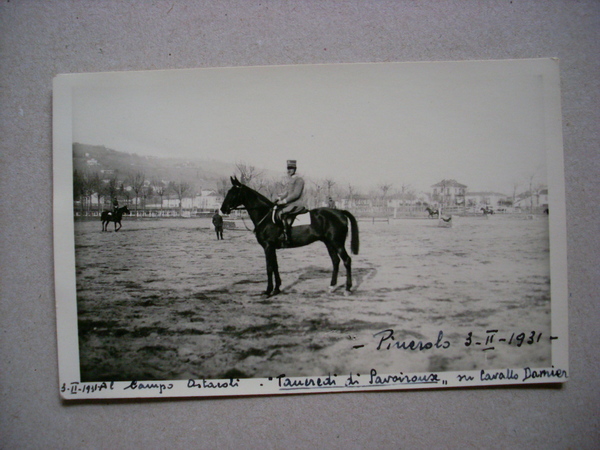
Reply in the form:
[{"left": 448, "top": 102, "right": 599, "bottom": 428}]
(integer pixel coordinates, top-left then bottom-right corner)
[{"left": 280, "top": 228, "right": 292, "bottom": 247}]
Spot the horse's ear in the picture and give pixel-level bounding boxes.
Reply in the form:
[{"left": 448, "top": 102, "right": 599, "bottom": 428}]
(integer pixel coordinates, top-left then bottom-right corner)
[{"left": 231, "top": 176, "right": 241, "bottom": 186}]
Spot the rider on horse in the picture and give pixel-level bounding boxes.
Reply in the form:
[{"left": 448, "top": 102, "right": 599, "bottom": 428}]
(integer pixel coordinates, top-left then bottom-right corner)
[
  {"left": 275, "top": 160, "right": 307, "bottom": 246},
  {"left": 111, "top": 197, "right": 119, "bottom": 216}
]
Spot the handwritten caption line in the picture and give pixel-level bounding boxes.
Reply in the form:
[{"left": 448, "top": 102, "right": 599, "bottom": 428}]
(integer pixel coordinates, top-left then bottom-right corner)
[
  {"left": 60, "top": 329, "right": 564, "bottom": 397},
  {"left": 373, "top": 329, "right": 558, "bottom": 353},
  {"left": 61, "top": 366, "right": 568, "bottom": 397}
]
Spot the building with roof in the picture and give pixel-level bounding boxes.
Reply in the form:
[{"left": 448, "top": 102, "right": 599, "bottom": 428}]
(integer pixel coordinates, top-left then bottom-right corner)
[
  {"left": 465, "top": 191, "right": 509, "bottom": 208},
  {"left": 431, "top": 179, "right": 467, "bottom": 206},
  {"left": 514, "top": 189, "right": 548, "bottom": 212}
]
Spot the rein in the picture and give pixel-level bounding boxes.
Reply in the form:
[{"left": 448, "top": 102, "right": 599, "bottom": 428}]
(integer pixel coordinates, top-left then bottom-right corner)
[{"left": 231, "top": 206, "right": 276, "bottom": 233}]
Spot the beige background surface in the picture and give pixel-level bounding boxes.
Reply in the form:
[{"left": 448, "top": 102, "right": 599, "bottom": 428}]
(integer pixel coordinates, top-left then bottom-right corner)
[{"left": 1, "top": 1, "right": 598, "bottom": 448}]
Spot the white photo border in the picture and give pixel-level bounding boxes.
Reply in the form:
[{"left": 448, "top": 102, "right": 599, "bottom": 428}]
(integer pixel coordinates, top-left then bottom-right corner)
[{"left": 53, "top": 59, "right": 569, "bottom": 400}]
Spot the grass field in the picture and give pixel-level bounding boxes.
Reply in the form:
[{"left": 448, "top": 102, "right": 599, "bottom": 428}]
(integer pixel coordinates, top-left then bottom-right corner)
[{"left": 74, "top": 214, "right": 551, "bottom": 381}]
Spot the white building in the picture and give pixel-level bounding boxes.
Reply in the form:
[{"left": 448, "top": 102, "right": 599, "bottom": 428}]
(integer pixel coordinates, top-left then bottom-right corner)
[
  {"left": 514, "top": 189, "right": 548, "bottom": 211},
  {"left": 431, "top": 179, "right": 467, "bottom": 206},
  {"left": 465, "top": 191, "right": 508, "bottom": 207},
  {"left": 162, "top": 190, "right": 223, "bottom": 211},
  {"left": 193, "top": 190, "right": 223, "bottom": 212}
]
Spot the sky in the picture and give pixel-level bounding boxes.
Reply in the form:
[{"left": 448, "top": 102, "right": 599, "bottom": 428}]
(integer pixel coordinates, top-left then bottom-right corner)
[{"left": 70, "top": 60, "right": 558, "bottom": 195}]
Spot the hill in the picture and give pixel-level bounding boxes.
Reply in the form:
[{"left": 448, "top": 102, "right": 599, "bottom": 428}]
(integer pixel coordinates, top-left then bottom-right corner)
[{"left": 73, "top": 143, "right": 238, "bottom": 191}]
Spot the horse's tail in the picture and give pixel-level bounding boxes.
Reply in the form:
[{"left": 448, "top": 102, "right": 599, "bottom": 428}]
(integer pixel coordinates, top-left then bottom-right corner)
[{"left": 341, "top": 210, "right": 360, "bottom": 255}]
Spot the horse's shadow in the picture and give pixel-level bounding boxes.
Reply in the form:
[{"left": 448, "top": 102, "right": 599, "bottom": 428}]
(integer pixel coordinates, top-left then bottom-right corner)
[
  {"left": 282, "top": 264, "right": 377, "bottom": 295},
  {"left": 188, "top": 264, "right": 379, "bottom": 304},
  {"left": 348, "top": 265, "right": 377, "bottom": 292}
]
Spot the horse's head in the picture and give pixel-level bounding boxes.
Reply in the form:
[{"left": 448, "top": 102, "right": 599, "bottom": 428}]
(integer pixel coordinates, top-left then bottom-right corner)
[
  {"left": 122, "top": 205, "right": 131, "bottom": 214},
  {"left": 220, "top": 176, "right": 244, "bottom": 214}
]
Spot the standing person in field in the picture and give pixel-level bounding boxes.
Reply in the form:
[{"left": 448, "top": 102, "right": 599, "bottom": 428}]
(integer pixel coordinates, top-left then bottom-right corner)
[
  {"left": 275, "top": 159, "right": 307, "bottom": 246},
  {"left": 212, "top": 209, "right": 224, "bottom": 240}
]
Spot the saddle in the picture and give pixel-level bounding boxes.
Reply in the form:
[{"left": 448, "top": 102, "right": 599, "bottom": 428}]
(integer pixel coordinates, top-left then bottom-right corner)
[{"left": 273, "top": 206, "right": 310, "bottom": 227}]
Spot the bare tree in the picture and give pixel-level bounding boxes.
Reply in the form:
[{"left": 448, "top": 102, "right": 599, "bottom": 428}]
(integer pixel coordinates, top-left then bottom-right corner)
[
  {"left": 346, "top": 184, "right": 357, "bottom": 209},
  {"left": 511, "top": 181, "right": 520, "bottom": 208},
  {"left": 263, "top": 176, "right": 283, "bottom": 202},
  {"left": 169, "top": 181, "right": 192, "bottom": 217},
  {"left": 152, "top": 180, "right": 167, "bottom": 212},
  {"left": 378, "top": 183, "right": 393, "bottom": 207},
  {"left": 106, "top": 176, "right": 119, "bottom": 202},
  {"left": 142, "top": 184, "right": 153, "bottom": 213},
  {"left": 235, "top": 162, "right": 263, "bottom": 187},
  {"left": 399, "top": 183, "right": 416, "bottom": 205},
  {"left": 324, "top": 179, "right": 336, "bottom": 198},
  {"left": 119, "top": 182, "right": 131, "bottom": 206},
  {"left": 73, "top": 169, "right": 94, "bottom": 215},
  {"left": 253, "top": 176, "right": 276, "bottom": 198},
  {"left": 216, "top": 177, "right": 230, "bottom": 197},
  {"left": 129, "top": 171, "right": 146, "bottom": 215},
  {"left": 311, "top": 180, "right": 324, "bottom": 209}
]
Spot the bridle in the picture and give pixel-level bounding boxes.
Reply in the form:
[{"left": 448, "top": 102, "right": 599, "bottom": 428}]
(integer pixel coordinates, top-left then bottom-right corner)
[{"left": 224, "top": 183, "right": 278, "bottom": 233}]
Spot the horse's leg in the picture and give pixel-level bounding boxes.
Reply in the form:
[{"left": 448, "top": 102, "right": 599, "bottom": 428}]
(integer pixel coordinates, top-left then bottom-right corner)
[
  {"left": 263, "top": 250, "right": 273, "bottom": 296},
  {"left": 115, "top": 220, "right": 121, "bottom": 232},
  {"left": 263, "top": 246, "right": 281, "bottom": 297},
  {"left": 263, "top": 246, "right": 275, "bottom": 296},
  {"left": 272, "top": 250, "right": 281, "bottom": 296},
  {"left": 337, "top": 246, "right": 353, "bottom": 294},
  {"left": 325, "top": 242, "right": 341, "bottom": 292}
]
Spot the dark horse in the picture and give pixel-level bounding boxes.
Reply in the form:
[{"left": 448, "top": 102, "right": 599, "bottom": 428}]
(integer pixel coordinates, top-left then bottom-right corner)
[
  {"left": 101, "top": 205, "right": 130, "bottom": 231},
  {"left": 425, "top": 207, "right": 439, "bottom": 218},
  {"left": 220, "top": 177, "right": 359, "bottom": 296}
]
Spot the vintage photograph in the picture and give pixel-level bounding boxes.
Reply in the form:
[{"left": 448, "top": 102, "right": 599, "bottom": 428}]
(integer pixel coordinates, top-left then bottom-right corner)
[{"left": 53, "top": 60, "right": 568, "bottom": 398}]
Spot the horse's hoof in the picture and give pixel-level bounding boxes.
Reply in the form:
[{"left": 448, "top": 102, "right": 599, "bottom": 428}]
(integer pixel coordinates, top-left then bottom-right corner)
[
  {"left": 328, "top": 286, "right": 336, "bottom": 293},
  {"left": 344, "top": 289, "right": 352, "bottom": 297}
]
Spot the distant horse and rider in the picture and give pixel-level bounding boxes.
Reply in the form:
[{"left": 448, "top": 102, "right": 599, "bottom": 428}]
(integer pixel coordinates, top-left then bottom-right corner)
[
  {"left": 481, "top": 206, "right": 494, "bottom": 216},
  {"left": 101, "top": 205, "right": 130, "bottom": 231},
  {"left": 220, "top": 160, "right": 359, "bottom": 297},
  {"left": 425, "top": 207, "right": 439, "bottom": 218}
]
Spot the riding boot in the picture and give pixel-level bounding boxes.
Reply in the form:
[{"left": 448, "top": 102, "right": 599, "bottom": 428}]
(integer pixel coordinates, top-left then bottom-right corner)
[
  {"left": 284, "top": 221, "right": 293, "bottom": 247},
  {"left": 279, "top": 218, "right": 292, "bottom": 247}
]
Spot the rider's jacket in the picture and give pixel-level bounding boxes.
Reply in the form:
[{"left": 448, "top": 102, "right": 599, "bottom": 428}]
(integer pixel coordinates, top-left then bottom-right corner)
[{"left": 278, "top": 174, "right": 306, "bottom": 214}]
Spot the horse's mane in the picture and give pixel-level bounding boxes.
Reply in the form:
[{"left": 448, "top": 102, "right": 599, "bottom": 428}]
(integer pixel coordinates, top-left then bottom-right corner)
[{"left": 240, "top": 183, "right": 274, "bottom": 208}]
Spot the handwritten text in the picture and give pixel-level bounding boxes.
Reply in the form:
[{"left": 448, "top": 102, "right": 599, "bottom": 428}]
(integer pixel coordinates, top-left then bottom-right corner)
[{"left": 374, "top": 329, "right": 451, "bottom": 351}]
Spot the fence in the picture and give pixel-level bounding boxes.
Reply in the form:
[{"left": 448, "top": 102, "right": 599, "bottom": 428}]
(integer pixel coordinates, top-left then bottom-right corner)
[
  {"left": 347, "top": 205, "right": 429, "bottom": 218},
  {"left": 74, "top": 204, "right": 547, "bottom": 219},
  {"left": 74, "top": 206, "right": 222, "bottom": 218}
]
